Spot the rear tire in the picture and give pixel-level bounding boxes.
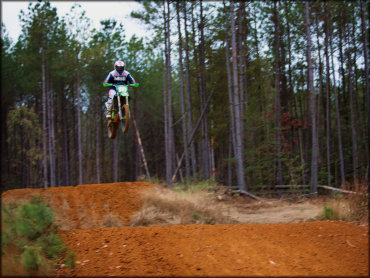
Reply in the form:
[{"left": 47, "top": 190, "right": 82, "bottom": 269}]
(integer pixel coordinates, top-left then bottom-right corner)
[
  {"left": 108, "top": 115, "right": 119, "bottom": 139},
  {"left": 121, "top": 104, "right": 130, "bottom": 133}
]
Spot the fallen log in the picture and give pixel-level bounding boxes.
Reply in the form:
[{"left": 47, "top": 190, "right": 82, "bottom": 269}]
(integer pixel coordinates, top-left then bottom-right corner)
[
  {"left": 318, "top": 185, "right": 358, "bottom": 194},
  {"left": 171, "top": 89, "right": 215, "bottom": 183},
  {"left": 275, "top": 185, "right": 310, "bottom": 189},
  {"left": 133, "top": 118, "right": 151, "bottom": 182},
  {"left": 232, "top": 189, "right": 263, "bottom": 201}
]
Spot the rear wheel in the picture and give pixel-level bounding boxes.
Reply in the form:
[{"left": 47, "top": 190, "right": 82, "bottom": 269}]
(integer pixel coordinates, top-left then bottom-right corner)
[
  {"left": 121, "top": 104, "right": 130, "bottom": 133},
  {"left": 108, "top": 114, "right": 119, "bottom": 139}
]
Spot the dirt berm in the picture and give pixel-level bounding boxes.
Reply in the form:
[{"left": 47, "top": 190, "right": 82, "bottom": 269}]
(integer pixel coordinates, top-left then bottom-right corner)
[{"left": 2, "top": 182, "right": 368, "bottom": 277}]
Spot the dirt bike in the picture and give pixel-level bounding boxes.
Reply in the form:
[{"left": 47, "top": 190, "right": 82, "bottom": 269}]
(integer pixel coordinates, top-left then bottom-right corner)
[{"left": 103, "top": 83, "right": 139, "bottom": 139}]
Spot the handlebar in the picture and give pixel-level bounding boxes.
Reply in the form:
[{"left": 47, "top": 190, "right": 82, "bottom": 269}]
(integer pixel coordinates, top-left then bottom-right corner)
[{"left": 103, "top": 83, "right": 139, "bottom": 88}]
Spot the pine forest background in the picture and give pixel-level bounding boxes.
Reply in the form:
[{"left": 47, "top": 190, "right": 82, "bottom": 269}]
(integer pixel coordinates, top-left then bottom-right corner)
[{"left": 1, "top": 1, "right": 369, "bottom": 194}]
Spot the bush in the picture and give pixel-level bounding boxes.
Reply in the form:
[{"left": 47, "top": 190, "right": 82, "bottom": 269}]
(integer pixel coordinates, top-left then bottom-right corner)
[
  {"left": 64, "top": 250, "right": 76, "bottom": 268},
  {"left": 2, "top": 195, "right": 75, "bottom": 274},
  {"left": 15, "top": 196, "right": 55, "bottom": 240},
  {"left": 21, "top": 246, "right": 43, "bottom": 271},
  {"left": 347, "top": 183, "right": 369, "bottom": 223},
  {"left": 322, "top": 205, "right": 335, "bottom": 220}
]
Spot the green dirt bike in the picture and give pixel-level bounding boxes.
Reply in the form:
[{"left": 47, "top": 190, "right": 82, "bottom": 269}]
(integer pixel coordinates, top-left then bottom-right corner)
[{"left": 103, "top": 83, "right": 139, "bottom": 139}]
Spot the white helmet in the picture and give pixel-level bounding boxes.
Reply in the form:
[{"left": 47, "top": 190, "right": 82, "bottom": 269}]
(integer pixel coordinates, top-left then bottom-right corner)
[{"left": 114, "top": 60, "right": 125, "bottom": 74}]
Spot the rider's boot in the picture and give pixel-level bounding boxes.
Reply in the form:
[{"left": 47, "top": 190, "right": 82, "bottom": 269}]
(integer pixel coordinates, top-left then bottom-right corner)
[{"left": 106, "top": 103, "right": 112, "bottom": 120}]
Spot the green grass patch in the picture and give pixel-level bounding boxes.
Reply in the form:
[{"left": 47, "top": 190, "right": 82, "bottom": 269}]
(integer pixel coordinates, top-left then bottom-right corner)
[
  {"left": 173, "top": 178, "right": 218, "bottom": 193},
  {"left": 322, "top": 205, "right": 335, "bottom": 220},
  {"left": 319, "top": 203, "right": 345, "bottom": 221},
  {"left": 2, "top": 195, "right": 75, "bottom": 274}
]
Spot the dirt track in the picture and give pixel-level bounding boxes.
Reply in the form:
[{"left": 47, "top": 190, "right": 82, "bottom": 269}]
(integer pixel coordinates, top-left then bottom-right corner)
[
  {"left": 2, "top": 182, "right": 155, "bottom": 230},
  {"left": 2, "top": 182, "right": 368, "bottom": 277}
]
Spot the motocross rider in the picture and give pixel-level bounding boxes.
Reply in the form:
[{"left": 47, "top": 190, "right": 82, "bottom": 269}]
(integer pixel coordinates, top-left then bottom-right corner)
[{"left": 103, "top": 60, "right": 136, "bottom": 119}]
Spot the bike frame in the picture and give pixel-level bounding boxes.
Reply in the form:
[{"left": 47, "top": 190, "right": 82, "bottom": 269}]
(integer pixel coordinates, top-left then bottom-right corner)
[
  {"left": 115, "top": 84, "right": 129, "bottom": 121},
  {"left": 103, "top": 83, "right": 138, "bottom": 120}
]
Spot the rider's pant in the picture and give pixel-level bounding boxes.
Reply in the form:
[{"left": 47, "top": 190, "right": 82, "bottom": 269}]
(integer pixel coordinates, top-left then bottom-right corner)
[{"left": 105, "top": 89, "right": 116, "bottom": 109}]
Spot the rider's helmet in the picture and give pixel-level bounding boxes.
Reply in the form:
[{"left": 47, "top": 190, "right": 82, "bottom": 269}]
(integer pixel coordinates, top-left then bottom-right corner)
[{"left": 114, "top": 60, "right": 125, "bottom": 74}]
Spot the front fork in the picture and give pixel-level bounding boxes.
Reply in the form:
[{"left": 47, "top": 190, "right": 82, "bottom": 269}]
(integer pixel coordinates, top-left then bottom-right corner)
[
  {"left": 116, "top": 95, "right": 129, "bottom": 121},
  {"left": 117, "top": 95, "right": 122, "bottom": 121}
]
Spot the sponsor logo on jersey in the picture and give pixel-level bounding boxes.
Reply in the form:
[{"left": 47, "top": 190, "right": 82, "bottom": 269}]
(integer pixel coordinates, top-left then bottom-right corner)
[{"left": 114, "top": 76, "right": 126, "bottom": 81}]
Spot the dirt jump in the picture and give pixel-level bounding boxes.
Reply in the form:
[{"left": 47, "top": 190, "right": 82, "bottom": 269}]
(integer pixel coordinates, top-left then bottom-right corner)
[{"left": 2, "top": 182, "right": 368, "bottom": 277}]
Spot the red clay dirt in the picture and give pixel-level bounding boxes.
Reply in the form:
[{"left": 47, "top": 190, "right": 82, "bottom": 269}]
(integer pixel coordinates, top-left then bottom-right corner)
[
  {"left": 2, "top": 182, "right": 155, "bottom": 230},
  {"left": 2, "top": 182, "right": 369, "bottom": 277}
]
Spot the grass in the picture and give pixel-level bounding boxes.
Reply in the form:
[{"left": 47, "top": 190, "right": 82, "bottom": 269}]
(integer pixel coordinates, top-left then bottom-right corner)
[
  {"left": 173, "top": 178, "right": 218, "bottom": 193},
  {"left": 347, "top": 182, "right": 369, "bottom": 223},
  {"left": 130, "top": 184, "right": 235, "bottom": 226},
  {"left": 1, "top": 195, "right": 75, "bottom": 276}
]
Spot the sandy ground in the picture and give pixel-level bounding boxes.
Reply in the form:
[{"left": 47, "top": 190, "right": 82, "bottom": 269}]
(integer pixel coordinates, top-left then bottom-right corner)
[{"left": 2, "top": 182, "right": 368, "bottom": 277}]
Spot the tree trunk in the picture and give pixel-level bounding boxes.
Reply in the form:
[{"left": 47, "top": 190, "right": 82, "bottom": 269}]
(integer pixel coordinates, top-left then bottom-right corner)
[
  {"left": 223, "top": 0, "right": 237, "bottom": 161},
  {"left": 112, "top": 138, "right": 118, "bottom": 182},
  {"left": 223, "top": 0, "right": 236, "bottom": 186},
  {"left": 285, "top": 2, "right": 295, "bottom": 159},
  {"left": 324, "top": 4, "right": 332, "bottom": 186},
  {"left": 167, "top": 0, "right": 175, "bottom": 185},
  {"left": 274, "top": 0, "right": 283, "bottom": 185},
  {"left": 360, "top": 0, "right": 370, "bottom": 190},
  {"left": 330, "top": 29, "right": 346, "bottom": 188},
  {"left": 100, "top": 109, "right": 106, "bottom": 182},
  {"left": 62, "top": 95, "right": 70, "bottom": 186},
  {"left": 346, "top": 48, "right": 358, "bottom": 182},
  {"left": 95, "top": 98, "right": 100, "bottom": 183},
  {"left": 183, "top": 2, "right": 197, "bottom": 180},
  {"left": 47, "top": 72, "right": 56, "bottom": 187},
  {"left": 191, "top": 1, "right": 202, "bottom": 179},
  {"left": 315, "top": 12, "right": 324, "bottom": 168},
  {"left": 177, "top": 1, "right": 190, "bottom": 183},
  {"left": 199, "top": 0, "right": 210, "bottom": 180},
  {"left": 230, "top": 0, "right": 246, "bottom": 191},
  {"left": 352, "top": 6, "right": 368, "bottom": 173},
  {"left": 305, "top": 1, "right": 318, "bottom": 194},
  {"left": 237, "top": 1, "right": 246, "bottom": 181},
  {"left": 41, "top": 44, "right": 48, "bottom": 188},
  {"left": 338, "top": 25, "right": 346, "bottom": 106},
  {"left": 163, "top": 0, "right": 174, "bottom": 186},
  {"left": 76, "top": 69, "right": 83, "bottom": 185},
  {"left": 162, "top": 49, "right": 169, "bottom": 185},
  {"left": 0, "top": 98, "right": 9, "bottom": 188}
]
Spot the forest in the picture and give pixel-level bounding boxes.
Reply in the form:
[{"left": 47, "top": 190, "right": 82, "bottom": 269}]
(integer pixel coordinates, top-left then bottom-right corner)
[{"left": 1, "top": 0, "right": 369, "bottom": 194}]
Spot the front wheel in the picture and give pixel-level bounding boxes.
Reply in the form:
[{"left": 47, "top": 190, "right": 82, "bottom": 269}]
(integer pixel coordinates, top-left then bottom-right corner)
[{"left": 121, "top": 104, "right": 130, "bottom": 133}]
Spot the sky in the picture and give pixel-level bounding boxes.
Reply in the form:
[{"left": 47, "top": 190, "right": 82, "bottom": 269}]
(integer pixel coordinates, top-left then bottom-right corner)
[{"left": 1, "top": 1, "right": 149, "bottom": 43}]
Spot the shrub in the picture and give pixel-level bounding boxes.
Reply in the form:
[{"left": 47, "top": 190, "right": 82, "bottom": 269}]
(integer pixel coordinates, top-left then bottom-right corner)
[
  {"left": 347, "top": 183, "right": 369, "bottom": 223},
  {"left": 320, "top": 203, "right": 345, "bottom": 221},
  {"left": 2, "top": 195, "right": 75, "bottom": 274},
  {"left": 322, "top": 205, "right": 335, "bottom": 220},
  {"left": 319, "top": 182, "right": 368, "bottom": 223},
  {"left": 36, "top": 232, "right": 65, "bottom": 260},
  {"left": 21, "top": 246, "right": 43, "bottom": 271},
  {"left": 15, "top": 196, "right": 55, "bottom": 240},
  {"left": 64, "top": 250, "right": 76, "bottom": 268}
]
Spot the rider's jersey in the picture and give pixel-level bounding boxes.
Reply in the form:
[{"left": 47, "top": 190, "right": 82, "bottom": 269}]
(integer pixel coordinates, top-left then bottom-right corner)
[{"left": 103, "top": 69, "right": 135, "bottom": 89}]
